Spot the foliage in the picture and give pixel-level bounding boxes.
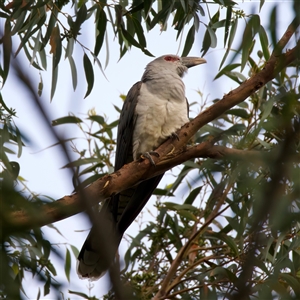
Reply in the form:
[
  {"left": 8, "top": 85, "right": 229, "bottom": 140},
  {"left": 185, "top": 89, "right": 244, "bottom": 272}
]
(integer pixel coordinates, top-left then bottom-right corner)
[
  {"left": 0, "top": 0, "right": 235, "bottom": 100},
  {"left": 0, "top": 0, "right": 300, "bottom": 299}
]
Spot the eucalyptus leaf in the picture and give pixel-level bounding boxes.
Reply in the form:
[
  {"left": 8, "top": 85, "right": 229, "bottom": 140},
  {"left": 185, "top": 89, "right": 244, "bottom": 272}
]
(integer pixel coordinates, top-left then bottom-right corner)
[{"left": 83, "top": 53, "right": 94, "bottom": 98}]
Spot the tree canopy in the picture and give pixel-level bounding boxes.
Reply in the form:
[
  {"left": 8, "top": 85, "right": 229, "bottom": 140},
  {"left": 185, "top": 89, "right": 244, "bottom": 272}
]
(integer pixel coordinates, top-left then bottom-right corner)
[{"left": 0, "top": 0, "right": 300, "bottom": 299}]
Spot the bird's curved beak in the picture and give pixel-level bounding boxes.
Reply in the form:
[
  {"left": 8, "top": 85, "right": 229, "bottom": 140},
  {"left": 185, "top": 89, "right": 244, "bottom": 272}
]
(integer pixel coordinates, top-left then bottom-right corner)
[{"left": 181, "top": 57, "right": 207, "bottom": 68}]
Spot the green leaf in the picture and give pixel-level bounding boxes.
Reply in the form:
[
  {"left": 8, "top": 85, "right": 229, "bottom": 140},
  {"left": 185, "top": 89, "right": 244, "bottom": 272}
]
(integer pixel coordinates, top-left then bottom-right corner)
[
  {"left": 223, "top": 216, "right": 237, "bottom": 232},
  {"left": 206, "top": 25, "right": 217, "bottom": 48},
  {"left": 215, "top": 232, "right": 239, "bottom": 256},
  {"left": 259, "top": 25, "right": 270, "bottom": 60},
  {"left": 78, "top": 173, "right": 106, "bottom": 189},
  {"left": 255, "top": 137, "right": 272, "bottom": 149},
  {"left": 132, "top": 17, "right": 146, "bottom": 48},
  {"left": 201, "top": 10, "right": 219, "bottom": 55},
  {"left": 260, "top": 95, "right": 277, "bottom": 121},
  {"left": 88, "top": 115, "right": 105, "bottom": 124},
  {"left": 83, "top": 53, "right": 94, "bottom": 98},
  {"left": 1, "top": 20, "right": 12, "bottom": 86},
  {"left": 65, "top": 38, "right": 75, "bottom": 59},
  {"left": 220, "top": 17, "right": 238, "bottom": 69},
  {"left": 52, "top": 116, "right": 83, "bottom": 126},
  {"left": 15, "top": 126, "right": 23, "bottom": 158},
  {"left": 241, "top": 22, "right": 253, "bottom": 71},
  {"left": 181, "top": 25, "right": 195, "bottom": 57},
  {"left": 11, "top": 10, "right": 27, "bottom": 35},
  {"left": 44, "top": 273, "right": 51, "bottom": 296},
  {"left": 39, "top": 47, "right": 47, "bottom": 70},
  {"left": 211, "top": 20, "right": 226, "bottom": 29},
  {"left": 42, "top": 240, "right": 51, "bottom": 260},
  {"left": 63, "top": 158, "right": 101, "bottom": 168},
  {"left": 215, "top": 63, "right": 240, "bottom": 80},
  {"left": 15, "top": 8, "right": 46, "bottom": 57},
  {"left": 50, "top": 60, "right": 58, "bottom": 101},
  {"left": 70, "top": 245, "right": 79, "bottom": 258},
  {"left": 177, "top": 210, "right": 197, "bottom": 221},
  {"left": 89, "top": 52, "right": 108, "bottom": 81},
  {"left": 241, "top": 15, "right": 260, "bottom": 71},
  {"left": 0, "top": 11, "right": 9, "bottom": 18},
  {"left": 22, "top": 42, "right": 43, "bottom": 70},
  {"left": 201, "top": 24, "right": 217, "bottom": 56},
  {"left": 225, "top": 108, "right": 249, "bottom": 119},
  {"left": 225, "top": 71, "right": 247, "bottom": 83},
  {"left": 149, "top": 3, "right": 172, "bottom": 30},
  {"left": 184, "top": 186, "right": 202, "bottom": 205},
  {"left": 259, "top": 0, "right": 265, "bottom": 11},
  {"left": 224, "top": 123, "right": 247, "bottom": 135},
  {"left": 42, "top": 7, "right": 58, "bottom": 49},
  {"left": 172, "top": 6, "right": 185, "bottom": 31},
  {"left": 164, "top": 202, "right": 181, "bottom": 209},
  {"left": 104, "top": 29, "right": 110, "bottom": 68},
  {"left": 69, "top": 290, "right": 90, "bottom": 299},
  {"left": 121, "top": 25, "right": 140, "bottom": 48},
  {"left": 31, "top": 30, "right": 42, "bottom": 66},
  {"left": 173, "top": 204, "right": 199, "bottom": 211},
  {"left": 153, "top": 188, "right": 174, "bottom": 196},
  {"left": 224, "top": 6, "right": 232, "bottom": 46},
  {"left": 279, "top": 273, "right": 300, "bottom": 296},
  {"left": 68, "top": 55, "right": 77, "bottom": 91},
  {"left": 210, "top": 266, "right": 228, "bottom": 279},
  {"left": 126, "top": 13, "right": 135, "bottom": 37},
  {"left": 251, "top": 15, "right": 261, "bottom": 35},
  {"left": 120, "top": 25, "right": 153, "bottom": 56},
  {"left": 0, "top": 93, "right": 14, "bottom": 115},
  {"left": 114, "top": 4, "right": 123, "bottom": 29},
  {"left": 94, "top": 8, "right": 107, "bottom": 57},
  {"left": 72, "top": 3, "right": 87, "bottom": 38},
  {"left": 64, "top": 249, "right": 71, "bottom": 282},
  {"left": 78, "top": 162, "right": 105, "bottom": 176},
  {"left": 47, "top": 261, "right": 57, "bottom": 276},
  {"left": 50, "top": 25, "right": 61, "bottom": 70}
]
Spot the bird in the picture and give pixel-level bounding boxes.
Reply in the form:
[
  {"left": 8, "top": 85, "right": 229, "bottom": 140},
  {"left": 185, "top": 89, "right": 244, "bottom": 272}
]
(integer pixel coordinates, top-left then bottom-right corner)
[{"left": 77, "top": 54, "right": 206, "bottom": 280}]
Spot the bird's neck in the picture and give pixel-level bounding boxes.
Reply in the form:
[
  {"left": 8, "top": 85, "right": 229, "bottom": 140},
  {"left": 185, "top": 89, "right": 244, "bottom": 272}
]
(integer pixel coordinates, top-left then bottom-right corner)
[{"left": 142, "top": 70, "right": 186, "bottom": 102}]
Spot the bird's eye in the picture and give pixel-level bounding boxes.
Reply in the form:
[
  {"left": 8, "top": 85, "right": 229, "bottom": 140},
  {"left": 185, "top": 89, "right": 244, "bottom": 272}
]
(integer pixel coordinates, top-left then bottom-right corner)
[{"left": 164, "top": 56, "right": 179, "bottom": 62}]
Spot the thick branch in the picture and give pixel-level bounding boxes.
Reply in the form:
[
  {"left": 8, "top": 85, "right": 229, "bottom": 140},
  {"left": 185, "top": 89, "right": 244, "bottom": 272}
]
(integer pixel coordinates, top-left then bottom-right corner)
[{"left": 5, "top": 27, "right": 299, "bottom": 231}]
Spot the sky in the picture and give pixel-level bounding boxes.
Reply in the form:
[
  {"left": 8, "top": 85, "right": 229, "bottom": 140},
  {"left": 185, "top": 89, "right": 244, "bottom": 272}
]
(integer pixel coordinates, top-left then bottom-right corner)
[{"left": 1, "top": 1, "right": 295, "bottom": 299}]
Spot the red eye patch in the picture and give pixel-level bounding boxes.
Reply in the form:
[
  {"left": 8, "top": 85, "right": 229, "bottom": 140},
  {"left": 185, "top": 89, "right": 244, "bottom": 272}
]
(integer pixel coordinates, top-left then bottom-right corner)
[{"left": 164, "top": 56, "right": 179, "bottom": 62}]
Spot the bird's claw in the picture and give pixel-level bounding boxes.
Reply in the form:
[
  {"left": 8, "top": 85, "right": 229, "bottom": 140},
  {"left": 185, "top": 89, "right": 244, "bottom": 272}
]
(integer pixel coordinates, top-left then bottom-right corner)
[
  {"left": 171, "top": 132, "right": 179, "bottom": 141},
  {"left": 141, "top": 151, "right": 159, "bottom": 166}
]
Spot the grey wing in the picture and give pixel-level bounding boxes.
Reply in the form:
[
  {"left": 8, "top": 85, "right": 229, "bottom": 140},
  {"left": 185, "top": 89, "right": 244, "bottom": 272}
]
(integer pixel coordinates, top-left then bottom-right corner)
[
  {"left": 110, "top": 82, "right": 142, "bottom": 222},
  {"left": 114, "top": 81, "right": 142, "bottom": 171}
]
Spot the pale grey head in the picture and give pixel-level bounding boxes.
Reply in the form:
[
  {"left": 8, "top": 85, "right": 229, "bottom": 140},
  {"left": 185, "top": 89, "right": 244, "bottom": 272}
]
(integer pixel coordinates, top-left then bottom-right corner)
[{"left": 142, "top": 54, "right": 206, "bottom": 81}]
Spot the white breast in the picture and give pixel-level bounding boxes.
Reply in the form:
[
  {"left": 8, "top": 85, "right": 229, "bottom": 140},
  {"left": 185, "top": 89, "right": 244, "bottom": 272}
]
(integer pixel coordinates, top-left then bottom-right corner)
[{"left": 132, "top": 79, "right": 189, "bottom": 160}]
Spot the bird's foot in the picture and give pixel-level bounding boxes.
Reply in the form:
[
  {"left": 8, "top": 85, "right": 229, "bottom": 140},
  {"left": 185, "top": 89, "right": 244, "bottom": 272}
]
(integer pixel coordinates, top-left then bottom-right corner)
[
  {"left": 171, "top": 132, "right": 179, "bottom": 141},
  {"left": 141, "top": 151, "right": 159, "bottom": 166}
]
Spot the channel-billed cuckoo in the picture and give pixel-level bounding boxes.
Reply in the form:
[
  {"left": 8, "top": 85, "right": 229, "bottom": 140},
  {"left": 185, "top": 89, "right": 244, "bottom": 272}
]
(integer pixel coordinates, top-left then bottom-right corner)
[{"left": 77, "top": 54, "right": 206, "bottom": 280}]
